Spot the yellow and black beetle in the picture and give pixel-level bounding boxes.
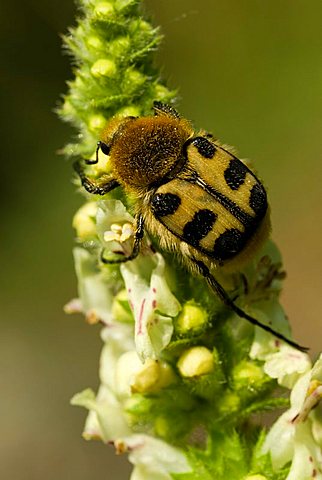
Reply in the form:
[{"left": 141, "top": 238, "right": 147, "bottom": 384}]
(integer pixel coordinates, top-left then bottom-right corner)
[{"left": 74, "top": 101, "right": 307, "bottom": 352}]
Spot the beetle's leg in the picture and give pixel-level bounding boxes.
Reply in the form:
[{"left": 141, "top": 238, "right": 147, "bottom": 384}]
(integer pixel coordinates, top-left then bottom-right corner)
[
  {"left": 192, "top": 258, "right": 309, "bottom": 353},
  {"left": 85, "top": 141, "right": 110, "bottom": 165},
  {"left": 73, "top": 160, "right": 119, "bottom": 195},
  {"left": 101, "top": 214, "right": 145, "bottom": 264},
  {"left": 153, "top": 101, "right": 180, "bottom": 119}
]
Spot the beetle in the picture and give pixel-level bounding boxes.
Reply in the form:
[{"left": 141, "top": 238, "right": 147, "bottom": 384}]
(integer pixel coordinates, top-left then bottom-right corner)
[{"left": 74, "top": 101, "right": 307, "bottom": 352}]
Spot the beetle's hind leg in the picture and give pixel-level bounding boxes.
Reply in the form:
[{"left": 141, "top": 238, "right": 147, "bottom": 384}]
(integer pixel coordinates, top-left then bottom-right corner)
[
  {"left": 73, "top": 160, "right": 119, "bottom": 195},
  {"left": 192, "top": 258, "right": 309, "bottom": 353},
  {"left": 101, "top": 214, "right": 145, "bottom": 265}
]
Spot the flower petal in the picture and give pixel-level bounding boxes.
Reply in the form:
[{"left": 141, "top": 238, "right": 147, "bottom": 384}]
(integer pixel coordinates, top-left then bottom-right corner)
[
  {"left": 262, "top": 410, "right": 296, "bottom": 470},
  {"left": 71, "top": 386, "right": 132, "bottom": 442},
  {"left": 249, "top": 300, "right": 291, "bottom": 359},
  {"left": 114, "top": 434, "right": 191, "bottom": 480},
  {"left": 73, "top": 247, "right": 114, "bottom": 323},
  {"left": 286, "top": 422, "right": 322, "bottom": 480},
  {"left": 121, "top": 253, "right": 181, "bottom": 360},
  {"left": 263, "top": 345, "right": 311, "bottom": 388}
]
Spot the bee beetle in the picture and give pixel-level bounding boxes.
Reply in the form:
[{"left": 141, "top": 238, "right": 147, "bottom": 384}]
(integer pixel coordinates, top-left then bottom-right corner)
[{"left": 74, "top": 101, "right": 307, "bottom": 352}]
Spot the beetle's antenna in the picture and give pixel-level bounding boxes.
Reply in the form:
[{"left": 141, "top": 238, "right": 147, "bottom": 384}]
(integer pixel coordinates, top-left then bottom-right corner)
[
  {"left": 153, "top": 101, "right": 180, "bottom": 119},
  {"left": 194, "top": 259, "right": 309, "bottom": 353}
]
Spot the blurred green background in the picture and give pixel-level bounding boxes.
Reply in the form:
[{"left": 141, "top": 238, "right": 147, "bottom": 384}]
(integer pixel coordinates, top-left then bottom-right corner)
[{"left": 1, "top": 0, "right": 321, "bottom": 478}]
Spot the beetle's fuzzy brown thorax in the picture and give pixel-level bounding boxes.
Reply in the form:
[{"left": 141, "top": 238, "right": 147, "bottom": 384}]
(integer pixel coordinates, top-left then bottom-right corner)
[{"left": 106, "top": 115, "right": 193, "bottom": 190}]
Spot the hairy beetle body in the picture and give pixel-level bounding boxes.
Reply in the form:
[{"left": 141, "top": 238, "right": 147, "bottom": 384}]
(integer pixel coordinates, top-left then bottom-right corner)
[{"left": 73, "top": 101, "right": 307, "bottom": 352}]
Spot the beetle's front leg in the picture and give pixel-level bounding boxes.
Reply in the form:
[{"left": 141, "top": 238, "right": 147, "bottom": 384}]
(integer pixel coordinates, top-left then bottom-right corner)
[{"left": 73, "top": 160, "right": 119, "bottom": 195}]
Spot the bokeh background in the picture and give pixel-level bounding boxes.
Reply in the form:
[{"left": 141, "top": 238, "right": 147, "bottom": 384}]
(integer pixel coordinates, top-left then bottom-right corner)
[{"left": 1, "top": 0, "right": 321, "bottom": 478}]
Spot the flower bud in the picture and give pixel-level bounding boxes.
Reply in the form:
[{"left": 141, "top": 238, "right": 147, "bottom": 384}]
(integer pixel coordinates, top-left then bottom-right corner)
[
  {"left": 94, "top": 2, "right": 114, "bottom": 17},
  {"left": 88, "top": 114, "right": 106, "bottom": 133},
  {"left": 218, "top": 391, "right": 241, "bottom": 416},
  {"left": 131, "top": 359, "right": 159, "bottom": 392},
  {"left": 176, "top": 301, "right": 207, "bottom": 333},
  {"left": 86, "top": 36, "right": 104, "bottom": 51},
  {"left": 129, "top": 19, "right": 153, "bottom": 35},
  {"left": 116, "top": 105, "right": 141, "bottom": 118},
  {"left": 132, "top": 359, "right": 176, "bottom": 393},
  {"left": 232, "top": 360, "right": 267, "bottom": 390},
  {"left": 91, "top": 58, "right": 117, "bottom": 78},
  {"left": 72, "top": 202, "right": 97, "bottom": 240},
  {"left": 154, "top": 84, "right": 172, "bottom": 101},
  {"left": 116, "top": 351, "right": 176, "bottom": 397},
  {"left": 123, "top": 68, "right": 146, "bottom": 94},
  {"left": 177, "top": 346, "right": 214, "bottom": 377},
  {"left": 110, "top": 36, "right": 130, "bottom": 57}
]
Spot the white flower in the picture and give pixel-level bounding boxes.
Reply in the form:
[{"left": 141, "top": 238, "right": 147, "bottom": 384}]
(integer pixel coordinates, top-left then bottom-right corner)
[
  {"left": 262, "top": 354, "right": 322, "bottom": 479},
  {"left": 121, "top": 253, "right": 181, "bottom": 361},
  {"left": 96, "top": 199, "right": 136, "bottom": 259},
  {"left": 71, "top": 385, "right": 132, "bottom": 442},
  {"left": 249, "top": 300, "right": 291, "bottom": 359},
  {"left": 115, "top": 350, "right": 176, "bottom": 397},
  {"left": 71, "top": 320, "right": 176, "bottom": 443},
  {"left": 248, "top": 299, "right": 312, "bottom": 389},
  {"left": 262, "top": 344, "right": 311, "bottom": 389},
  {"left": 114, "top": 434, "right": 191, "bottom": 480},
  {"left": 71, "top": 247, "right": 114, "bottom": 324},
  {"left": 71, "top": 323, "right": 135, "bottom": 442}
]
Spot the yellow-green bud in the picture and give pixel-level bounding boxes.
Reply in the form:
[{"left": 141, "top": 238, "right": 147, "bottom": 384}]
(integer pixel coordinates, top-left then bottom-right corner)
[
  {"left": 156, "top": 361, "right": 177, "bottom": 389},
  {"left": 123, "top": 69, "right": 146, "bottom": 93},
  {"left": 94, "top": 2, "right": 114, "bottom": 17},
  {"left": 91, "top": 58, "right": 117, "bottom": 78},
  {"left": 116, "top": 105, "right": 141, "bottom": 118},
  {"left": 233, "top": 360, "right": 266, "bottom": 388},
  {"left": 154, "top": 84, "right": 172, "bottom": 101},
  {"left": 110, "top": 37, "right": 130, "bottom": 57},
  {"left": 130, "top": 19, "right": 152, "bottom": 34},
  {"left": 132, "top": 359, "right": 159, "bottom": 392},
  {"left": 218, "top": 391, "right": 241, "bottom": 416},
  {"left": 177, "top": 346, "right": 214, "bottom": 377},
  {"left": 72, "top": 202, "right": 97, "bottom": 240},
  {"left": 86, "top": 36, "right": 104, "bottom": 51},
  {"left": 88, "top": 114, "right": 107, "bottom": 133},
  {"left": 111, "top": 289, "right": 133, "bottom": 323},
  {"left": 176, "top": 301, "right": 207, "bottom": 333},
  {"left": 132, "top": 359, "right": 176, "bottom": 393}
]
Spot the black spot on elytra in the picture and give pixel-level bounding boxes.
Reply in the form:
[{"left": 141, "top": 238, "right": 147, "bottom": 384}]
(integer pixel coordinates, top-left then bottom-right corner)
[
  {"left": 213, "top": 228, "right": 246, "bottom": 260},
  {"left": 191, "top": 137, "right": 216, "bottom": 159},
  {"left": 249, "top": 183, "right": 267, "bottom": 218},
  {"left": 151, "top": 193, "right": 181, "bottom": 217},
  {"left": 224, "top": 159, "right": 248, "bottom": 190},
  {"left": 183, "top": 209, "right": 217, "bottom": 247}
]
